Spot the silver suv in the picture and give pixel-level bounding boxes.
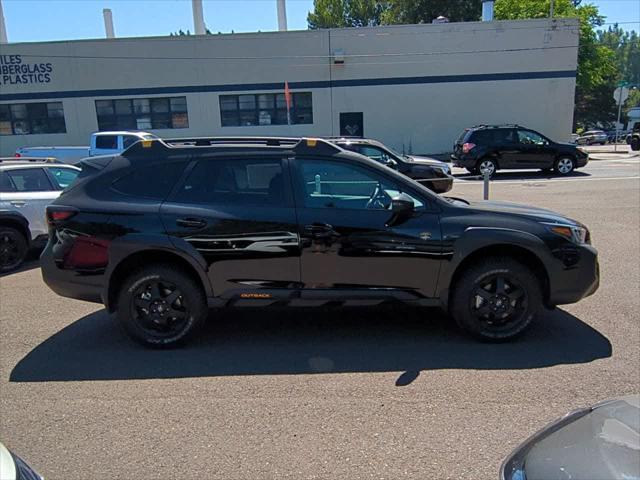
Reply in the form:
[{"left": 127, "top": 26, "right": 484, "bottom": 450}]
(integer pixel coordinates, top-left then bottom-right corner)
[{"left": 0, "top": 159, "right": 80, "bottom": 271}]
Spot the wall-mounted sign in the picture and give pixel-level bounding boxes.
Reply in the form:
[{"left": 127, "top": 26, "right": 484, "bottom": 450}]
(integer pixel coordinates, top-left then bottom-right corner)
[{"left": 0, "top": 55, "right": 53, "bottom": 86}]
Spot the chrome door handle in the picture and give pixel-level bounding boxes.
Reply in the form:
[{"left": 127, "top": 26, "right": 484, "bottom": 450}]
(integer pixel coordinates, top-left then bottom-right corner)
[{"left": 10, "top": 201, "right": 26, "bottom": 207}]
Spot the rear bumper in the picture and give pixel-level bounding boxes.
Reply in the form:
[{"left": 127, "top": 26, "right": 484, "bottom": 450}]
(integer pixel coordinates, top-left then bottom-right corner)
[
  {"left": 547, "top": 244, "right": 599, "bottom": 306},
  {"left": 450, "top": 153, "right": 476, "bottom": 169},
  {"left": 40, "top": 243, "right": 105, "bottom": 305}
]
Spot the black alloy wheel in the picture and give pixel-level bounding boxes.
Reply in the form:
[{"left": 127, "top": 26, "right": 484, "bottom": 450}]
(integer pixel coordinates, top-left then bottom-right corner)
[
  {"left": 450, "top": 257, "right": 542, "bottom": 341},
  {"left": 117, "top": 265, "right": 207, "bottom": 347},
  {"left": 130, "top": 279, "right": 190, "bottom": 337},
  {"left": 0, "top": 227, "right": 28, "bottom": 273},
  {"left": 469, "top": 274, "right": 527, "bottom": 332}
]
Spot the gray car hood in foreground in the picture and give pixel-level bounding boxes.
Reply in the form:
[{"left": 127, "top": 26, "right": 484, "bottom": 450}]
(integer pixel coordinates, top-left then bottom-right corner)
[{"left": 522, "top": 395, "right": 640, "bottom": 480}]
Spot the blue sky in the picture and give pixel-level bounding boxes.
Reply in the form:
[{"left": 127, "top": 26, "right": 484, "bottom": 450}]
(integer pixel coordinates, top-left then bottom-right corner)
[{"left": 1, "top": 0, "right": 638, "bottom": 43}]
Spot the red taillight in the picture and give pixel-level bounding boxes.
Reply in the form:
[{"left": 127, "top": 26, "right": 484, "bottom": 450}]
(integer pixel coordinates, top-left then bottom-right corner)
[
  {"left": 462, "top": 142, "right": 476, "bottom": 154},
  {"left": 46, "top": 207, "right": 78, "bottom": 224},
  {"left": 64, "top": 236, "right": 110, "bottom": 269},
  {"left": 14, "top": 152, "right": 21, "bottom": 157}
]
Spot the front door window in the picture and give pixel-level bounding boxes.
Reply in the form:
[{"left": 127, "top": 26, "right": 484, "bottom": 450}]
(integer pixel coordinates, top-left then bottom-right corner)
[{"left": 299, "top": 160, "right": 423, "bottom": 210}]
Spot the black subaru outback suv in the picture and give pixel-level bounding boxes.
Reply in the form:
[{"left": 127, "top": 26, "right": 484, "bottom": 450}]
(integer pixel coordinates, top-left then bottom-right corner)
[
  {"left": 452, "top": 125, "right": 589, "bottom": 177},
  {"left": 41, "top": 137, "right": 599, "bottom": 347}
]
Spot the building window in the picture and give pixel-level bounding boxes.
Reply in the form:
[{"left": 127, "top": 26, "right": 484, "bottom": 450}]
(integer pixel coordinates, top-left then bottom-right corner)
[
  {"left": 0, "top": 102, "right": 66, "bottom": 135},
  {"left": 219, "top": 92, "right": 313, "bottom": 127},
  {"left": 95, "top": 96, "right": 189, "bottom": 131}
]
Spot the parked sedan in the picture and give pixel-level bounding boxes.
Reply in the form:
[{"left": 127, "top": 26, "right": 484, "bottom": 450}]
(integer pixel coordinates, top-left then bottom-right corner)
[
  {"left": 330, "top": 137, "right": 453, "bottom": 193},
  {"left": 501, "top": 395, "right": 639, "bottom": 480},
  {"left": 577, "top": 130, "right": 608, "bottom": 145}
]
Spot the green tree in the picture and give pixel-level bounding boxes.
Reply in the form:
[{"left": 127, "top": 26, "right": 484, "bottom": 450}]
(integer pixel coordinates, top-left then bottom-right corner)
[
  {"left": 495, "top": 0, "right": 618, "bottom": 129},
  {"left": 598, "top": 26, "right": 640, "bottom": 85},
  {"left": 380, "top": 0, "right": 481, "bottom": 24},
  {"left": 307, "top": 0, "right": 387, "bottom": 29}
]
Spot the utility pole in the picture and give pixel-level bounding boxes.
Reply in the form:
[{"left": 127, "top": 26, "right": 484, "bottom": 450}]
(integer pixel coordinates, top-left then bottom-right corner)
[
  {"left": 0, "top": 0, "right": 8, "bottom": 44},
  {"left": 550, "top": 0, "right": 554, "bottom": 18}
]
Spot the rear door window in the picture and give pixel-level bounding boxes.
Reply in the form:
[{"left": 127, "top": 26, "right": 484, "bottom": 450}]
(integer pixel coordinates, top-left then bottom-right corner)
[
  {"left": 495, "top": 129, "right": 517, "bottom": 144},
  {"left": 112, "top": 162, "right": 187, "bottom": 199},
  {"left": 517, "top": 130, "right": 546, "bottom": 145},
  {"left": 172, "top": 158, "right": 289, "bottom": 207},
  {"left": 47, "top": 167, "right": 79, "bottom": 189},
  {"left": 6, "top": 168, "right": 53, "bottom": 192}
]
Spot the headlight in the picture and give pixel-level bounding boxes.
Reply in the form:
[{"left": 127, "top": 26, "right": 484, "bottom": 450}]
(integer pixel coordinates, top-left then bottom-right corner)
[{"left": 543, "top": 222, "right": 588, "bottom": 244}]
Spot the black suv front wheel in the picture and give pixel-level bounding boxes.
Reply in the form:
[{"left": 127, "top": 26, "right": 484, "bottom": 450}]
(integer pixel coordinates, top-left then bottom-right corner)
[
  {"left": 554, "top": 156, "right": 575, "bottom": 175},
  {"left": 450, "top": 257, "right": 542, "bottom": 341},
  {"left": 117, "top": 265, "right": 208, "bottom": 347}
]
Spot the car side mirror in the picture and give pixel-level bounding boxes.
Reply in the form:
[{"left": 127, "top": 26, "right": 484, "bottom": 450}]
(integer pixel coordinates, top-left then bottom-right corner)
[
  {"left": 387, "top": 193, "right": 414, "bottom": 227},
  {"left": 392, "top": 193, "right": 414, "bottom": 213},
  {"left": 385, "top": 158, "right": 398, "bottom": 168}
]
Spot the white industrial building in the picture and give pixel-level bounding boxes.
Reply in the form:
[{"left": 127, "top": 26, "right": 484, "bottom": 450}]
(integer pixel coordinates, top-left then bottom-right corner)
[{"left": 0, "top": 16, "right": 579, "bottom": 156}]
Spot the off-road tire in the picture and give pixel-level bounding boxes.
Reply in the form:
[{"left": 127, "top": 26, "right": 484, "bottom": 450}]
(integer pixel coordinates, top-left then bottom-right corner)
[
  {"left": 450, "top": 257, "right": 542, "bottom": 341},
  {"left": 116, "top": 264, "right": 208, "bottom": 347},
  {"left": 0, "top": 226, "right": 28, "bottom": 273}
]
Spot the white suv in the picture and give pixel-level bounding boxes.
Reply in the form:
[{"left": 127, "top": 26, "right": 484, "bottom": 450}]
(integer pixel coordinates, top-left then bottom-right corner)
[{"left": 0, "top": 159, "right": 80, "bottom": 271}]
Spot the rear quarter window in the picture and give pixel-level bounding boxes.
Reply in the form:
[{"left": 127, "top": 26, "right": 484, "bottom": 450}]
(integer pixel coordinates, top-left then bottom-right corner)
[
  {"left": 456, "top": 129, "right": 471, "bottom": 143},
  {"left": 112, "top": 162, "right": 187, "bottom": 200}
]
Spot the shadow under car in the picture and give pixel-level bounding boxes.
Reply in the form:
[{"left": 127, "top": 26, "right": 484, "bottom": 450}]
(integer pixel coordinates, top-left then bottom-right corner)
[{"left": 10, "top": 306, "right": 611, "bottom": 385}]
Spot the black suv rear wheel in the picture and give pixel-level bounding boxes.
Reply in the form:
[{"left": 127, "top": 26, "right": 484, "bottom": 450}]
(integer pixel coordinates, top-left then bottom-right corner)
[
  {"left": 0, "top": 226, "right": 28, "bottom": 273},
  {"left": 117, "top": 265, "right": 208, "bottom": 347},
  {"left": 450, "top": 257, "right": 542, "bottom": 341},
  {"left": 477, "top": 158, "right": 497, "bottom": 178}
]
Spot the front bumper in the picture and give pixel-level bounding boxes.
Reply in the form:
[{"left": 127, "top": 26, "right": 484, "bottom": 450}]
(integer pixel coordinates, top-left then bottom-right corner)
[
  {"left": 546, "top": 244, "right": 599, "bottom": 306},
  {"left": 576, "top": 154, "right": 589, "bottom": 168},
  {"left": 417, "top": 174, "right": 453, "bottom": 193}
]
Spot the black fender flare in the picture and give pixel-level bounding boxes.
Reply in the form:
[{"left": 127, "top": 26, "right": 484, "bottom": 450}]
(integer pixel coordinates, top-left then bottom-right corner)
[
  {"left": 102, "top": 233, "right": 213, "bottom": 309},
  {"left": 437, "top": 227, "right": 552, "bottom": 308}
]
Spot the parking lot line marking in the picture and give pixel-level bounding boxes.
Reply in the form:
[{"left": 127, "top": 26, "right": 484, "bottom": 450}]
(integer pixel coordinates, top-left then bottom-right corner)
[{"left": 453, "top": 176, "right": 640, "bottom": 185}]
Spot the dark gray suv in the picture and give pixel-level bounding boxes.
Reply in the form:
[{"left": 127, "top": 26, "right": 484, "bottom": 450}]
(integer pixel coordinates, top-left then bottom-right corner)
[{"left": 452, "top": 125, "right": 589, "bottom": 177}]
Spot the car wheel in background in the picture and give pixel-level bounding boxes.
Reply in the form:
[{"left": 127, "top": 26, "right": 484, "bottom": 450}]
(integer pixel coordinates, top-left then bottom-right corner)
[
  {"left": 0, "top": 227, "right": 28, "bottom": 273},
  {"left": 477, "top": 159, "right": 497, "bottom": 178},
  {"left": 116, "top": 264, "right": 208, "bottom": 347},
  {"left": 450, "top": 257, "right": 542, "bottom": 341},
  {"left": 631, "top": 138, "right": 640, "bottom": 151},
  {"left": 554, "top": 157, "right": 575, "bottom": 175}
]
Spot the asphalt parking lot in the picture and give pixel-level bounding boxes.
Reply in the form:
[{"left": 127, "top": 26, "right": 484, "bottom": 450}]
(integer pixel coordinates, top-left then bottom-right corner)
[{"left": 1, "top": 158, "right": 638, "bottom": 479}]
